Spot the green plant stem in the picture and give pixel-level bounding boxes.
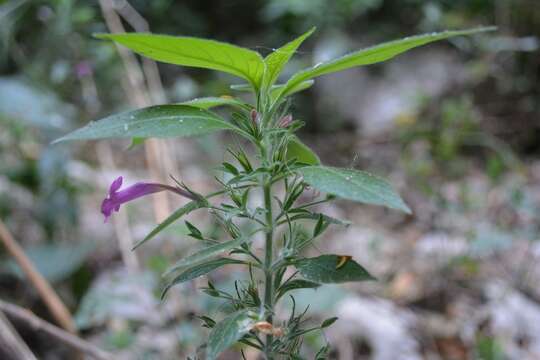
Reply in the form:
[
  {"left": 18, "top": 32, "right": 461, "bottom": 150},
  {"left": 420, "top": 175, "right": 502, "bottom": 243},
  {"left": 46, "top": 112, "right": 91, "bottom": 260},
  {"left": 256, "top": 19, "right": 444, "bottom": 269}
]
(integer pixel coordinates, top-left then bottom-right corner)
[{"left": 263, "top": 178, "right": 274, "bottom": 358}]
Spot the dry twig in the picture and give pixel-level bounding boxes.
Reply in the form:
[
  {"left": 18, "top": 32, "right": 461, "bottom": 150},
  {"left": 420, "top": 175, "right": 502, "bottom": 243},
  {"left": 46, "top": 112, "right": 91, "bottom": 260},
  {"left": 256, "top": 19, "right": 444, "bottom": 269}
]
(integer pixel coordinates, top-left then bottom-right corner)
[
  {"left": 0, "top": 300, "right": 113, "bottom": 360},
  {"left": 0, "top": 220, "right": 77, "bottom": 334},
  {"left": 0, "top": 310, "right": 37, "bottom": 360}
]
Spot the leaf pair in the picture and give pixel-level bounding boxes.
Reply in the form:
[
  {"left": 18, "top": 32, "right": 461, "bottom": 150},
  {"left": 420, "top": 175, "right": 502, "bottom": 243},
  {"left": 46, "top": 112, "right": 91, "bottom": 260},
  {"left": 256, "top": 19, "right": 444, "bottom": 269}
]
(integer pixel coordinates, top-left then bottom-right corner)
[{"left": 95, "top": 26, "right": 493, "bottom": 99}]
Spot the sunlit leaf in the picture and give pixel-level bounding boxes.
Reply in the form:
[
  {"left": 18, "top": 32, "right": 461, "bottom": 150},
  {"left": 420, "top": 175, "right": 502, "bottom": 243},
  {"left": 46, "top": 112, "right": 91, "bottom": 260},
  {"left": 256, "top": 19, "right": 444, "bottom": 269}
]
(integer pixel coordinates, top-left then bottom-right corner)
[
  {"left": 299, "top": 166, "right": 411, "bottom": 213},
  {"left": 96, "top": 33, "right": 265, "bottom": 87},
  {"left": 263, "top": 27, "right": 315, "bottom": 88},
  {"left": 277, "top": 27, "right": 495, "bottom": 100}
]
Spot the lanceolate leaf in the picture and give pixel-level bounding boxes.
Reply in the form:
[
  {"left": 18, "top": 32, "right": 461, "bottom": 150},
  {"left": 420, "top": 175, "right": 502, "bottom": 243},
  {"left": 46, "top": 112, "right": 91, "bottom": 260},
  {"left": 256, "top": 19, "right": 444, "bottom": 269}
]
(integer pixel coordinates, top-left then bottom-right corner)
[
  {"left": 299, "top": 166, "right": 411, "bottom": 213},
  {"left": 270, "top": 79, "right": 314, "bottom": 100},
  {"left": 263, "top": 27, "right": 316, "bottom": 88},
  {"left": 180, "top": 97, "right": 251, "bottom": 110},
  {"left": 96, "top": 33, "right": 265, "bottom": 87},
  {"left": 277, "top": 27, "right": 495, "bottom": 100},
  {"left": 53, "top": 105, "right": 249, "bottom": 143},
  {"left": 207, "top": 309, "right": 257, "bottom": 360},
  {"left": 294, "top": 255, "right": 374, "bottom": 283},
  {"left": 133, "top": 200, "right": 208, "bottom": 250},
  {"left": 276, "top": 279, "right": 321, "bottom": 300},
  {"left": 165, "top": 237, "right": 248, "bottom": 276},
  {"left": 161, "top": 258, "right": 244, "bottom": 299},
  {"left": 286, "top": 136, "right": 320, "bottom": 165}
]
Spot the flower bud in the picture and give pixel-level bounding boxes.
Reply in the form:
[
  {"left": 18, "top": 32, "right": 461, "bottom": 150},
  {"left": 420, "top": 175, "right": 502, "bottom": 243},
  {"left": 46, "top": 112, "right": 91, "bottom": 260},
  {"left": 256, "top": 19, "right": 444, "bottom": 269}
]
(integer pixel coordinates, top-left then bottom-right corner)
[
  {"left": 250, "top": 109, "right": 259, "bottom": 128},
  {"left": 278, "top": 114, "right": 293, "bottom": 128}
]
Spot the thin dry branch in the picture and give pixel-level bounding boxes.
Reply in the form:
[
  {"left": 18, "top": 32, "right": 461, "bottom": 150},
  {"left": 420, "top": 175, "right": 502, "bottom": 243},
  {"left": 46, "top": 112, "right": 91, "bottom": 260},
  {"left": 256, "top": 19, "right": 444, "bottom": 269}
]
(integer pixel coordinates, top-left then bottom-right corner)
[
  {"left": 0, "top": 300, "right": 113, "bottom": 360},
  {"left": 0, "top": 311, "right": 37, "bottom": 360},
  {"left": 0, "top": 220, "right": 77, "bottom": 334}
]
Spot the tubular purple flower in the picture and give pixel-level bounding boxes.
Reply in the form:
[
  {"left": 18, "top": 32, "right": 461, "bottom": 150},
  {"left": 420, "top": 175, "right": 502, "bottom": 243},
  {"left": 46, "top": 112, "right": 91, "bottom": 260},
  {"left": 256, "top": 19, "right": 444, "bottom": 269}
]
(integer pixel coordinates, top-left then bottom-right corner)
[{"left": 101, "top": 176, "right": 197, "bottom": 222}]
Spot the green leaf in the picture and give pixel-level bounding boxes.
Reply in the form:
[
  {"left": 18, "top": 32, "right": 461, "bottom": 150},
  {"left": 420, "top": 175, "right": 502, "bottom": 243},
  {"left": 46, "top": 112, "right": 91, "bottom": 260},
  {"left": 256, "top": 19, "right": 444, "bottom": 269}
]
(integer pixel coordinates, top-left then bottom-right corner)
[
  {"left": 321, "top": 317, "right": 338, "bottom": 328},
  {"left": 276, "top": 279, "right": 321, "bottom": 300},
  {"left": 133, "top": 200, "right": 207, "bottom": 250},
  {"left": 53, "top": 105, "right": 249, "bottom": 143},
  {"left": 286, "top": 136, "right": 320, "bottom": 165},
  {"left": 161, "top": 258, "right": 243, "bottom": 298},
  {"left": 299, "top": 166, "right": 410, "bottom": 213},
  {"left": 207, "top": 309, "right": 256, "bottom": 360},
  {"left": 270, "top": 80, "right": 314, "bottom": 100},
  {"left": 96, "top": 33, "right": 265, "bottom": 87},
  {"left": 277, "top": 27, "right": 495, "bottom": 99},
  {"left": 179, "top": 96, "right": 251, "bottom": 110},
  {"left": 294, "top": 255, "right": 374, "bottom": 283},
  {"left": 164, "top": 237, "right": 248, "bottom": 276},
  {"left": 263, "top": 27, "right": 315, "bottom": 88}
]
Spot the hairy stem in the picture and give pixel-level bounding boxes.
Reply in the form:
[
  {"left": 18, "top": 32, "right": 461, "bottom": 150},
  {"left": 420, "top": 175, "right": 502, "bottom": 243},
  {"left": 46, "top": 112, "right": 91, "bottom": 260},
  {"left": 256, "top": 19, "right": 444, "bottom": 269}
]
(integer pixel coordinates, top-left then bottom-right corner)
[{"left": 263, "top": 179, "right": 274, "bottom": 357}]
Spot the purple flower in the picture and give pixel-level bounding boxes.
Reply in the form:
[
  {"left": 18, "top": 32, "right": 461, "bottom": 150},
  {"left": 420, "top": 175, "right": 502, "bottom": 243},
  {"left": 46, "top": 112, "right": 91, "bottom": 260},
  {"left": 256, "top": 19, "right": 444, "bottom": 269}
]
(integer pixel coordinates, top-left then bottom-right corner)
[{"left": 101, "top": 176, "right": 197, "bottom": 222}]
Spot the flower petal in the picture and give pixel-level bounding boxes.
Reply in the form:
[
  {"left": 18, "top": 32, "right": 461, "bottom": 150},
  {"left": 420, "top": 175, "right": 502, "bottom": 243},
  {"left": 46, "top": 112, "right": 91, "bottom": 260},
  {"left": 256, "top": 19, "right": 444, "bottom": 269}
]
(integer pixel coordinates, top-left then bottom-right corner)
[{"left": 109, "top": 176, "right": 123, "bottom": 194}]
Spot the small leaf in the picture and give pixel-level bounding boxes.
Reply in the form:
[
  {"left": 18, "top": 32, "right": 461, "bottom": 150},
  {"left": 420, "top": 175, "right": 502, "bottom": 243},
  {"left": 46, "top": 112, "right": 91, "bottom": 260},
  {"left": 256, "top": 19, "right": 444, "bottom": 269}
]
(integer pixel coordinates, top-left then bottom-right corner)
[
  {"left": 180, "top": 96, "right": 250, "bottom": 110},
  {"left": 133, "top": 200, "right": 207, "bottom": 250},
  {"left": 276, "top": 279, "right": 321, "bottom": 300},
  {"left": 299, "top": 166, "right": 410, "bottom": 213},
  {"left": 164, "top": 237, "right": 248, "bottom": 275},
  {"left": 53, "top": 105, "right": 248, "bottom": 143},
  {"left": 263, "top": 27, "right": 315, "bottom": 88},
  {"left": 286, "top": 136, "right": 320, "bottom": 165},
  {"left": 277, "top": 27, "right": 495, "bottom": 100},
  {"left": 270, "top": 80, "right": 314, "bottom": 99},
  {"left": 185, "top": 221, "right": 203, "bottom": 240},
  {"left": 96, "top": 33, "right": 265, "bottom": 87},
  {"left": 321, "top": 317, "right": 338, "bottom": 328},
  {"left": 294, "top": 255, "right": 375, "bottom": 283},
  {"left": 207, "top": 309, "right": 257, "bottom": 360},
  {"left": 161, "top": 258, "right": 243, "bottom": 298}
]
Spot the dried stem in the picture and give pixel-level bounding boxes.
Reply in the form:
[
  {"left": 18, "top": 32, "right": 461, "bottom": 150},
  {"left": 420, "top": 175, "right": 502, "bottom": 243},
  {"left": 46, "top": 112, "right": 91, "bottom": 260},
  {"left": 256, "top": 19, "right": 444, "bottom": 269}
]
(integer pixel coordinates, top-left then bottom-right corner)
[
  {"left": 0, "top": 310, "right": 37, "bottom": 360},
  {"left": 0, "top": 220, "right": 77, "bottom": 334},
  {"left": 0, "top": 300, "right": 113, "bottom": 360}
]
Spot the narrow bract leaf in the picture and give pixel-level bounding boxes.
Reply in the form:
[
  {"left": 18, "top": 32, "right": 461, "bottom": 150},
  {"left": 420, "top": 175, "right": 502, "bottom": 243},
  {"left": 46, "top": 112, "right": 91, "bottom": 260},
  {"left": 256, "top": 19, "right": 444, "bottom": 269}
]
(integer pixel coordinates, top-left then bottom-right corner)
[
  {"left": 321, "top": 317, "right": 338, "bottom": 328},
  {"left": 207, "top": 309, "right": 256, "bottom": 360},
  {"left": 286, "top": 136, "right": 320, "bottom": 165},
  {"left": 133, "top": 200, "right": 207, "bottom": 250},
  {"left": 299, "top": 166, "right": 411, "bottom": 213},
  {"left": 165, "top": 237, "right": 247, "bottom": 275},
  {"left": 53, "top": 105, "right": 245, "bottom": 143},
  {"left": 180, "top": 96, "right": 251, "bottom": 110},
  {"left": 270, "top": 79, "right": 314, "bottom": 100},
  {"left": 276, "top": 279, "right": 321, "bottom": 300},
  {"left": 96, "top": 33, "right": 265, "bottom": 87},
  {"left": 294, "top": 255, "right": 374, "bottom": 283},
  {"left": 277, "top": 27, "right": 495, "bottom": 99},
  {"left": 161, "top": 258, "right": 243, "bottom": 298},
  {"left": 263, "top": 27, "right": 315, "bottom": 88}
]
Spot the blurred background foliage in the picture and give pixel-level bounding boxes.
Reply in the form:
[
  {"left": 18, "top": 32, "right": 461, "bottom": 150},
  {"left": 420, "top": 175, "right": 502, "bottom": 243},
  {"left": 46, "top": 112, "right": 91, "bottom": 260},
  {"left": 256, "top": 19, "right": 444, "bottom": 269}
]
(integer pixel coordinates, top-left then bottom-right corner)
[{"left": 0, "top": 0, "right": 539, "bottom": 359}]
